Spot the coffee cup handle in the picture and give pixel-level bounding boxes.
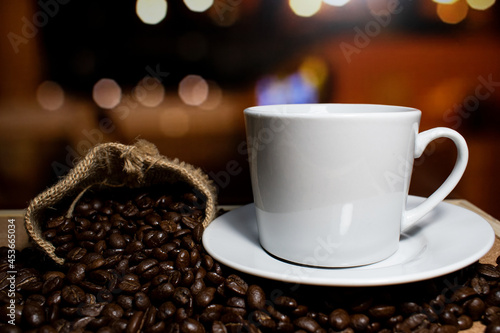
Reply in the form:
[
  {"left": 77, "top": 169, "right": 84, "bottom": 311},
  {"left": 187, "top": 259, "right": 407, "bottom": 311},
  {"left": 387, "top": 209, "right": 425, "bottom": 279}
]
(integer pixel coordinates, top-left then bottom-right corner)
[{"left": 401, "top": 127, "right": 469, "bottom": 232}]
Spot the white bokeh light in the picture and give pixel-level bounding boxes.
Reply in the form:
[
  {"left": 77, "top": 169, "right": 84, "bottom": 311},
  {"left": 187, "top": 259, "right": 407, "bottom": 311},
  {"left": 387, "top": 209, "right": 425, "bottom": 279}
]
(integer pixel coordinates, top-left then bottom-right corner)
[
  {"left": 183, "top": 0, "right": 214, "bottom": 12},
  {"left": 36, "top": 81, "right": 65, "bottom": 111},
  {"left": 178, "top": 75, "right": 209, "bottom": 106},
  {"left": 93, "top": 78, "right": 122, "bottom": 109},
  {"left": 289, "top": 0, "right": 322, "bottom": 17},
  {"left": 136, "top": 0, "right": 167, "bottom": 25}
]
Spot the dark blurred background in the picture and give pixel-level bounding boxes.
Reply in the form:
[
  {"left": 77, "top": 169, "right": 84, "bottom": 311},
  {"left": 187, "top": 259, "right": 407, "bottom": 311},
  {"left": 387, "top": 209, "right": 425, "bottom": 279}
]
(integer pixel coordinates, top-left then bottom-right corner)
[{"left": 0, "top": 0, "right": 499, "bottom": 218}]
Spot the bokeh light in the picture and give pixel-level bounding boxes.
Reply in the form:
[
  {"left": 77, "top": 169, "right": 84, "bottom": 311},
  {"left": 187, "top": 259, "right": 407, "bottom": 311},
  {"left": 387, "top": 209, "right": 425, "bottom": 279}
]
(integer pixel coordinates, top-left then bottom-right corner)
[
  {"left": 289, "top": 0, "right": 322, "bottom": 17},
  {"left": 437, "top": 0, "right": 469, "bottom": 24},
  {"left": 136, "top": 0, "right": 167, "bottom": 25},
  {"left": 36, "top": 81, "right": 65, "bottom": 111},
  {"left": 183, "top": 0, "right": 214, "bottom": 12},
  {"left": 178, "top": 75, "right": 209, "bottom": 106},
  {"left": 467, "top": 0, "right": 495, "bottom": 10},
  {"left": 433, "top": 0, "right": 459, "bottom": 4},
  {"left": 323, "top": 0, "right": 350, "bottom": 6},
  {"left": 134, "top": 77, "right": 165, "bottom": 107},
  {"left": 159, "top": 108, "right": 190, "bottom": 138},
  {"left": 93, "top": 78, "right": 122, "bottom": 109},
  {"left": 200, "top": 81, "right": 223, "bottom": 110}
]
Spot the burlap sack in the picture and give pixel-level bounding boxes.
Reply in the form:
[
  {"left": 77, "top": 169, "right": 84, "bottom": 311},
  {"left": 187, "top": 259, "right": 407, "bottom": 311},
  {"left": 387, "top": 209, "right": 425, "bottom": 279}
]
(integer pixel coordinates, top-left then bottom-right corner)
[{"left": 24, "top": 140, "right": 217, "bottom": 265}]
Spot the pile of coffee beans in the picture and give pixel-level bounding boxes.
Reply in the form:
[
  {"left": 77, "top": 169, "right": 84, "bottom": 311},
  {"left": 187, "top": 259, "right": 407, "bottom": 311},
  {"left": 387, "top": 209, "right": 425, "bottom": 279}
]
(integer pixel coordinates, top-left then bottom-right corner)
[{"left": 1, "top": 183, "right": 500, "bottom": 333}]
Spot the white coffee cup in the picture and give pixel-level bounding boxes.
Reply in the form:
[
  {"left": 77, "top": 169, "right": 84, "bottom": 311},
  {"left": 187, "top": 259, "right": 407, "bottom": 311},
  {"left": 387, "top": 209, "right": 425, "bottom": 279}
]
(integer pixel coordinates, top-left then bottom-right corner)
[{"left": 244, "top": 104, "right": 468, "bottom": 267}]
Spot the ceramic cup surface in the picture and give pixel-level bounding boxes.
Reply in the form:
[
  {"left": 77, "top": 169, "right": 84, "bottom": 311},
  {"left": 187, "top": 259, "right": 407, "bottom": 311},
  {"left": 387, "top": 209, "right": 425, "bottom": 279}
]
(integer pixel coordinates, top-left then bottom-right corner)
[{"left": 244, "top": 104, "right": 468, "bottom": 267}]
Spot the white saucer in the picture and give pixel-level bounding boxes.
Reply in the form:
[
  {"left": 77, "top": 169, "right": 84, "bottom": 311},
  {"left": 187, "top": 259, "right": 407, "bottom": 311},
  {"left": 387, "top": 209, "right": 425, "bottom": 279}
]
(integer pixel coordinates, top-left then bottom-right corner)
[{"left": 202, "top": 196, "right": 495, "bottom": 286}]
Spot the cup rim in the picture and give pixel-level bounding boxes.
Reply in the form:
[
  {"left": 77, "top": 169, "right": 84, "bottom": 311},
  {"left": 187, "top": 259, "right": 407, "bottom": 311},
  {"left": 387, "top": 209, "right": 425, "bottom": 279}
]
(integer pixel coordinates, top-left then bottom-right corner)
[{"left": 244, "top": 103, "right": 421, "bottom": 117}]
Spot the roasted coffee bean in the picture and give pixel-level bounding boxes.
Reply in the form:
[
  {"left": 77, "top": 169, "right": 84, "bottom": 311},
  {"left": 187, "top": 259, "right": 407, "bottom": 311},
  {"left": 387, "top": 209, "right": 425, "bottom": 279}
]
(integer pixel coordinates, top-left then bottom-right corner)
[
  {"left": 181, "top": 216, "right": 199, "bottom": 230},
  {"left": 55, "top": 243, "right": 76, "bottom": 257},
  {"left": 484, "top": 306, "right": 500, "bottom": 325},
  {"left": 195, "top": 303, "right": 220, "bottom": 322},
  {"left": 127, "top": 310, "right": 145, "bottom": 333},
  {"left": 61, "top": 285, "right": 86, "bottom": 305},
  {"left": 196, "top": 287, "right": 216, "bottom": 308},
  {"left": 329, "top": 308, "right": 350, "bottom": 330},
  {"left": 23, "top": 301, "right": 46, "bottom": 328},
  {"left": 57, "top": 219, "right": 75, "bottom": 234},
  {"left": 294, "top": 316, "right": 321, "bottom": 333},
  {"left": 452, "top": 286, "right": 476, "bottom": 303},
  {"left": 226, "top": 297, "right": 245, "bottom": 309},
  {"left": 66, "top": 247, "right": 87, "bottom": 261},
  {"left": 457, "top": 314, "right": 473, "bottom": 330},
  {"left": 158, "top": 301, "right": 177, "bottom": 321},
  {"left": 463, "top": 297, "right": 486, "bottom": 320},
  {"left": 292, "top": 304, "right": 308, "bottom": 317},
  {"left": 41, "top": 229, "right": 57, "bottom": 241},
  {"left": 151, "top": 282, "right": 175, "bottom": 302},
  {"left": 52, "top": 233, "right": 74, "bottom": 246},
  {"left": 46, "top": 290, "right": 62, "bottom": 307},
  {"left": 42, "top": 276, "right": 64, "bottom": 295},
  {"left": 435, "top": 324, "right": 459, "bottom": 333},
  {"left": 274, "top": 296, "right": 297, "bottom": 310},
  {"left": 212, "top": 321, "right": 227, "bottom": 333},
  {"left": 109, "top": 233, "right": 127, "bottom": 249},
  {"left": 251, "top": 310, "right": 276, "bottom": 330},
  {"left": 368, "top": 304, "right": 396, "bottom": 319},
  {"left": 439, "top": 309, "right": 458, "bottom": 326},
  {"left": 76, "top": 230, "right": 96, "bottom": 242},
  {"left": 79, "top": 303, "right": 105, "bottom": 317},
  {"left": 46, "top": 216, "right": 66, "bottom": 229},
  {"left": 134, "top": 292, "right": 152, "bottom": 311},
  {"left": 66, "top": 263, "right": 86, "bottom": 284},
  {"left": 472, "top": 276, "right": 490, "bottom": 295},
  {"left": 193, "top": 224, "right": 204, "bottom": 244},
  {"left": 176, "top": 250, "right": 191, "bottom": 270},
  {"left": 80, "top": 280, "right": 106, "bottom": 294},
  {"left": 118, "top": 274, "right": 141, "bottom": 293},
  {"left": 173, "top": 287, "right": 192, "bottom": 307},
  {"left": 146, "top": 321, "right": 166, "bottom": 333},
  {"left": 225, "top": 275, "right": 248, "bottom": 296},
  {"left": 478, "top": 264, "right": 500, "bottom": 279},
  {"left": 38, "top": 325, "right": 57, "bottom": 333},
  {"left": 102, "top": 303, "right": 124, "bottom": 319},
  {"left": 488, "top": 289, "right": 500, "bottom": 306},
  {"left": 117, "top": 295, "right": 134, "bottom": 310},
  {"left": 350, "top": 313, "right": 370, "bottom": 331},
  {"left": 180, "top": 318, "right": 206, "bottom": 333},
  {"left": 486, "top": 322, "right": 500, "bottom": 333},
  {"left": 265, "top": 305, "right": 289, "bottom": 323},
  {"left": 247, "top": 285, "right": 266, "bottom": 310},
  {"left": 26, "top": 293, "right": 46, "bottom": 307}
]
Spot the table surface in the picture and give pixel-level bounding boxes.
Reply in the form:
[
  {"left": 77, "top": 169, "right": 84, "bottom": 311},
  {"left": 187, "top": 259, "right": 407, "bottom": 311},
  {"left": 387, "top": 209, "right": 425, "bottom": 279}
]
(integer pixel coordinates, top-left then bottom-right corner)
[{"left": 1, "top": 199, "right": 499, "bottom": 333}]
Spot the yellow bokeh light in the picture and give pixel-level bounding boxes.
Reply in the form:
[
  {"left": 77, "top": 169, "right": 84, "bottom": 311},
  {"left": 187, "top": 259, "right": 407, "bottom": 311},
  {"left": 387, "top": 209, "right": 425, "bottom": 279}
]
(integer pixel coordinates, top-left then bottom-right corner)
[
  {"left": 437, "top": 0, "right": 469, "bottom": 24},
  {"left": 93, "top": 78, "right": 122, "bottom": 109},
  {"left": 178, "top": 75, "right": 209, "bottom": 106},
  {"left": 183, "top": 0, "right": 214, "bottom": 12},
  {"left": 467, "top": 0, "right": 495, "bottom": 10},
  {"left": 136, "top": 0, "right": 167, "bottom": 25},
  {"left": 299, "top": 57, "right": 328, "bottom": 88},
  {"left": 36, "top": 81, "right": 65, "bottom": 111},
  {"left": 433, "top": 0, "right": 459, "bottom": 4},
  {"left": 323, "top": 0, "right": 350, "bottom": 6},
  {"left": 289, "top": 0, "right": 322, "bottom": 17}
]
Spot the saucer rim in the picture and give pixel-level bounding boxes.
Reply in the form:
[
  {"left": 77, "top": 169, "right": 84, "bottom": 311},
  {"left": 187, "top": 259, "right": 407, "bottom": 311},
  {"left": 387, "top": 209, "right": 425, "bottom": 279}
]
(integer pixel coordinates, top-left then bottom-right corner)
[{"left": 202, "top": 196, "right": 496, "bottom": 286}]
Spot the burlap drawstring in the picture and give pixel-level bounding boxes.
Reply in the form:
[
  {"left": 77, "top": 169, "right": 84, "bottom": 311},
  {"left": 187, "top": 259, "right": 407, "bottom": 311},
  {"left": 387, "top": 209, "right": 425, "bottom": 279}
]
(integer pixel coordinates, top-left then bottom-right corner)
[{"left": 24, "top": 140, "right": 217, "bottom": 265}]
